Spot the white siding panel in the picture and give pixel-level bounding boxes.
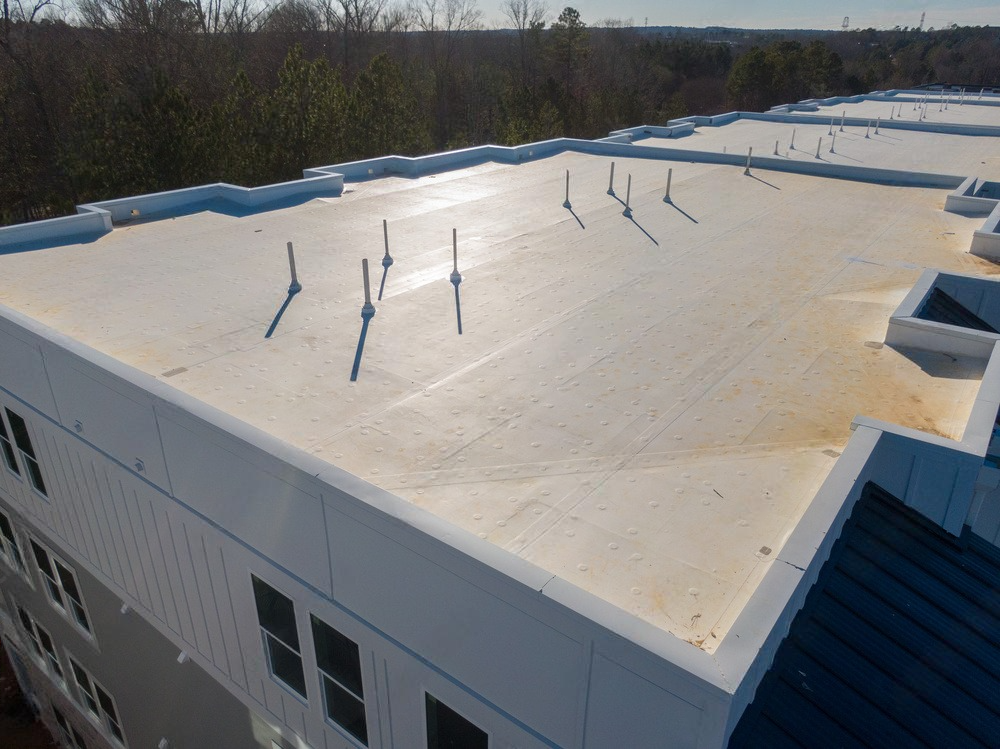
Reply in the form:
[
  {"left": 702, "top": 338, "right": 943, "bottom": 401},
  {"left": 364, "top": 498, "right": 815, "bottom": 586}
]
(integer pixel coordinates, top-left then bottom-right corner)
[
  {"left": 0, "top": 324, "right": 57, "bottom": 417},
  {"left": 152, "top": 503, "right": 198, "bottom": 645},
  {"left": 138, "top": 495, "right": 183, "bottom": 636},
  {"left": 43, "top": 349, "right": 171, "bottom": 491},
  {"left": 158, "top": 413, "right": 332, "bottom": 595},
  {"left": 208, "top": 541, "right": 250, "bottom": 690},
  {"left": 189, "top": 528, "right": 228, "bottom": 670},
  {"left": 584, "top": 655, "right": 703, "bottom": 749},
  {"left": 327, "top": 506, "right": 585, "bottom": 749}
]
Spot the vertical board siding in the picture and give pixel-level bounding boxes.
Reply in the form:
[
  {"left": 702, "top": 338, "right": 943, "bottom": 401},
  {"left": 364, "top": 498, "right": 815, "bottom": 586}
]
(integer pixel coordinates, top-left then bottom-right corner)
[
  {"left": 151, "top": 503, "right": 197, "bottom": 645},
  {"left": 87, "top": 459, "right": 127, "bottom": 589},
  {"left": 211, "top": 542, "right": 249, "bottom": 690},
  {"left": 138, "top": 494, "right": 183, "bottom": 636},
  {"left": 67, "top": 449, "right": 107, "bottom": 571},
  {"left": 185, "top": 525, "right": 222, "bottom": 664},
  {"left": 105, "top": 475, "right": 146, "bottom": 607},
  {"left": 37, "top": 432, "right": 70, "bottom": 546},
  {"left": 48, "top": 439, "right": 84, "bottom": 554},
  {"left": 194, "top": 532, "right": 229, "bottom": 677},
  {"left": 125, "top": 484, "right": 167, "bottom": 621}
]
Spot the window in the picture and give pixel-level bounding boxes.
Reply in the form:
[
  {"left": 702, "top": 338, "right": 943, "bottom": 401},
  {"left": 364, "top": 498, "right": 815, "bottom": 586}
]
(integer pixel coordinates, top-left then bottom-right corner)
[
  {"left": 69, "top": 658, "right": 124, "bottom": 746},
  {"left": 0, "top": 412, "right": 18, "bottom": 476},
  {"left": 73, "top": 728, "right": 87, "bottom": 749},
  {"left": 72, "top": 726, "right": 89, "bottom": 749},
  {"left": 251, "top": 575, "right": 306, "bottom": 699},
  {"left": 52, "top": 704, "right": 88, "bottom": 748},
  {"left": 53, "top": 704, "right": 73, "bottom": 743},
  {"left": 425, "top": 693, "right": 488, "bottom": 749},
  {"left": 30, "top": 540, "right": 91, "bottom": 634},
  {"left": 0, "top": 509, "right": 27, "bottom": 575},
  {"left": 16, "top": 606, "right": 65, "bottom": 686},
  {"left": 311, "top": 615, "right": 367, "bottom": 745},
  {"left": 16, "top": 605, "right": 43, "bottom": 658},
  {"left": 4, "top": 408, "right": 46, "bottom": 495}
]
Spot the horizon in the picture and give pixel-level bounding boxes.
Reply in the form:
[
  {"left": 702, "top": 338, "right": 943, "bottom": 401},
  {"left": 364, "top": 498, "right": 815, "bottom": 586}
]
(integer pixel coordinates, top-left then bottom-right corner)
[{"left": 516, "top": 2, "right": 1000, "bottom": 31}]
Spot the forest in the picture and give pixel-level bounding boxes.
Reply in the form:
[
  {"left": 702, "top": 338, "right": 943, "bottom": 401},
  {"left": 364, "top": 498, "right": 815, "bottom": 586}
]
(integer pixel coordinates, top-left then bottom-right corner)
[{"left": 2, "top": 0, "right": 999, "bottom": 225}]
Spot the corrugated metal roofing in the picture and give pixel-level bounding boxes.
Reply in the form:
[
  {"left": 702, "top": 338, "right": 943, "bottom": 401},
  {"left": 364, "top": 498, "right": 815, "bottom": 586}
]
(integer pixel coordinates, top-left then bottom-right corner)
[
  {"left": 919, "top": 287, "right": 998, "bottom": 332},
  {"left": 728, "top": 481, "right": 1000, "bottom": 749}
]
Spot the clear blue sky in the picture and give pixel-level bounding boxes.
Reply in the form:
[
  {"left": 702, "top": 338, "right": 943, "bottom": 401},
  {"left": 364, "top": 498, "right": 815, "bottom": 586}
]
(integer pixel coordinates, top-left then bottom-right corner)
[{"left": 508, "top": 1, "right": 1000, "bottom": 30}]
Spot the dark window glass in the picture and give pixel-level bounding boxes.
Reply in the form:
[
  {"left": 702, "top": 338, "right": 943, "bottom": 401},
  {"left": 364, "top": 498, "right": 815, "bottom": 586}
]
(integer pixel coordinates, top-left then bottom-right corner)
[
  {"left": 311, "top": 615, "right": 363, "bottom": 697},
  {"left": 70, "top": 660, "right": 99, "bottom": 716},
  {"left": 36, "top": 627, "right": 62, "bottom": 679},
  {"left": 426, "top": 693, "right": 488, "bottom": 749},
  {"left": 30, "top": 540, "right": 54, "bottom": 578},
  {"left": 6, "top": 409, "right": 45, "bottom": 495},
  {"left": 54, "top": 559, "right": 90, "bottom": 632},
  {"left": 95, "top": 685, "right": 116, "bottom": 719},
  {"left": 6, "top": 410, "right": 35, "bottom": 458},
  {"left": 95, "top": 685, "right": 124, "bottom": 741},
  {"left": 265, "top": 633, "right": 307, "bottom": 697},
  {"left": 16, "top": 606, "right": 33, "bottom": 633},
  {"left": 26, "top": 458, "right": 46, "bottom": 495},
  {"left": 72, "top": 727, "right": 88, "bottom": 749},
  {"left": 0, "top": 416, "right": 19, "bottom": 475},
  {"left": 323, "top": 675, "right": 368, "bottom": 744},
  {"left": 251, "top": 575, "right": 299, "bottom": 649},
  {"left": 53, "top": 705, "right": 69, "bottom": 731},
  {"left": 0, "top": 512, "right": 25, "bottom": 569}
]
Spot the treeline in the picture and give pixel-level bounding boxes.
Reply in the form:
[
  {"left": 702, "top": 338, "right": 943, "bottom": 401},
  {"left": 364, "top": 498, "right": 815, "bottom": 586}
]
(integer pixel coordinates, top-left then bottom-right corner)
[{"left": 2, "top": 0, "right": 999, "bottom": 225}]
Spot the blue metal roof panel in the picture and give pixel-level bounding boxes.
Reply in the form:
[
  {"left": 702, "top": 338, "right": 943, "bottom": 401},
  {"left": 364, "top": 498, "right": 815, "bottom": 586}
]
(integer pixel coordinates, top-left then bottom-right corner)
[{"left": 729, "top": 482, "right": 1000, "bottom": 748}]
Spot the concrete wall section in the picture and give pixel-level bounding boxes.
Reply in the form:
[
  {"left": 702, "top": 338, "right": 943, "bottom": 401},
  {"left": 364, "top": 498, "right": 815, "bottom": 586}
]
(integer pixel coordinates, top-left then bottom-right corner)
[
  {"left": 945, "top": 177, "right": 1000, "bottom": 215},
  {"left": 81, "top": 173, "right": 344, "bottom": 224},
  {"left": 886, "top": 269, "right": 1000, "bottom": 358},
  {"left": 0, "top": 207, "right": 111, "bottom": 251},
  {"left": 931, "top": 271, "right": 1000, "bottom": 331},
  {"left": 971, "top": 203, "right": 1000, "bottom": 261},
  {"left": 852, "top": 416, "right": 982, "bottom": 535}
]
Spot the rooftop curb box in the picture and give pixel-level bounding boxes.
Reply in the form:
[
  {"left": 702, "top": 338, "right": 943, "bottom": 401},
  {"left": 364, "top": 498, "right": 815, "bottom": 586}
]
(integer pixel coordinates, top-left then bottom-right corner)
[{"left": 0, "top": 89, "right": 999, "bottom": 749}]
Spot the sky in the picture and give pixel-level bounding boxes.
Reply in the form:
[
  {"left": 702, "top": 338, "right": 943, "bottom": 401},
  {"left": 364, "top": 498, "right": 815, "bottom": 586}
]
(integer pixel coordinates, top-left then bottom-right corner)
[{"left": 527, "top": 1, "right": 1000, "bottom": 30}]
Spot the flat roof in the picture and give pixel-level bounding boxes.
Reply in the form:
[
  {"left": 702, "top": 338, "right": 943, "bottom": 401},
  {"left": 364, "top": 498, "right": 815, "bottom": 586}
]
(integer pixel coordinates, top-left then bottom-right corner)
[
  {"left": 1, "top": 112, "right": 998, "bottom": 650},
  {"left": 638, "top": 104, "right": 1000, "bottom": 181}
]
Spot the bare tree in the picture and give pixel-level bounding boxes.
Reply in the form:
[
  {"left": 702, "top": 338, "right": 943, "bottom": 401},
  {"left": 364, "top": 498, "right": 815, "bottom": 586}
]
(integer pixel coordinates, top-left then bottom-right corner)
[
  {"left": 500, "top": 0, "right": 544, "bottom": 83},
  {"left": 411, "top": 0, "right": 479, "bottom": 143}
]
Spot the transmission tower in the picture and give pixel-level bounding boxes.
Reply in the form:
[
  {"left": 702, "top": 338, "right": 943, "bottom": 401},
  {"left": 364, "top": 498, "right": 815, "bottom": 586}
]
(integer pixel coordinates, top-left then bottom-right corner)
[
  {"left": 918, "top": 12, "right": 925, "bottom": 31},
  {"left": 842, "top": 16, "right": 849, "bottom": 31}
]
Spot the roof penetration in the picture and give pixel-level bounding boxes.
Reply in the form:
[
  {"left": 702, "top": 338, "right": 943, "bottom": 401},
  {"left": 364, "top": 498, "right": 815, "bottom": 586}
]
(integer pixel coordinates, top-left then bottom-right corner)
[{"left": 729, "top": 481, "right": 1000, "bottom": 748}]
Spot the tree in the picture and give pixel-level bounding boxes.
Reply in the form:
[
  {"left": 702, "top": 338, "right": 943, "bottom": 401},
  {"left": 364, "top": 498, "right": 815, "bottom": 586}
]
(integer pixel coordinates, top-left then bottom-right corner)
[
  {"left": 346, "top": 53, "right": 430, "bottom": 157},
  {"left": 501, "top": 0, "right": 546, "bottom": 83},
  {"left": 412, "top": 0, "right": 481, "bottom": 144},
  {"left": 549, "top": 6, "right": 586, "bottom": 92},
  {"left": 259, "top": 44, "right": 349, "bottom": 179}
]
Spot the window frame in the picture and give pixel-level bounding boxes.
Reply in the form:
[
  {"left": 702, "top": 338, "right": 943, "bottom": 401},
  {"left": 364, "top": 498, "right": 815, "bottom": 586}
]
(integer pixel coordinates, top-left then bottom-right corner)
[
  {"left": 310, "top": 613, "right": 369, "bottom": 746},
  {"left": 30, "top": 538, "right": 92, "bottom": 638},
  {"left": 3, "top": 407, "right": 47, "bottom": 497},
  {"left": 16, "top": 605, "right": 66, "bottom": 688},
  {"left": 68, "top": 656, "right": 125, "bottom": 747},
  {"left": 52, "top": 703, "right": 75, "bottom": 744},
  {"left": 0, "top": 411, "right": 20, "bottom": 478},
  {"left": 423, "top": 691, "right": 491, "bottom": 749},
  {"left": 0, "top": 508, "right": 30, "bottom": 581},
  {"left": 250, "top": 573, "right": 308, "bottom": 702},
  {"left": 52, "top": 703, "right": 88, "bottom": 749}
]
